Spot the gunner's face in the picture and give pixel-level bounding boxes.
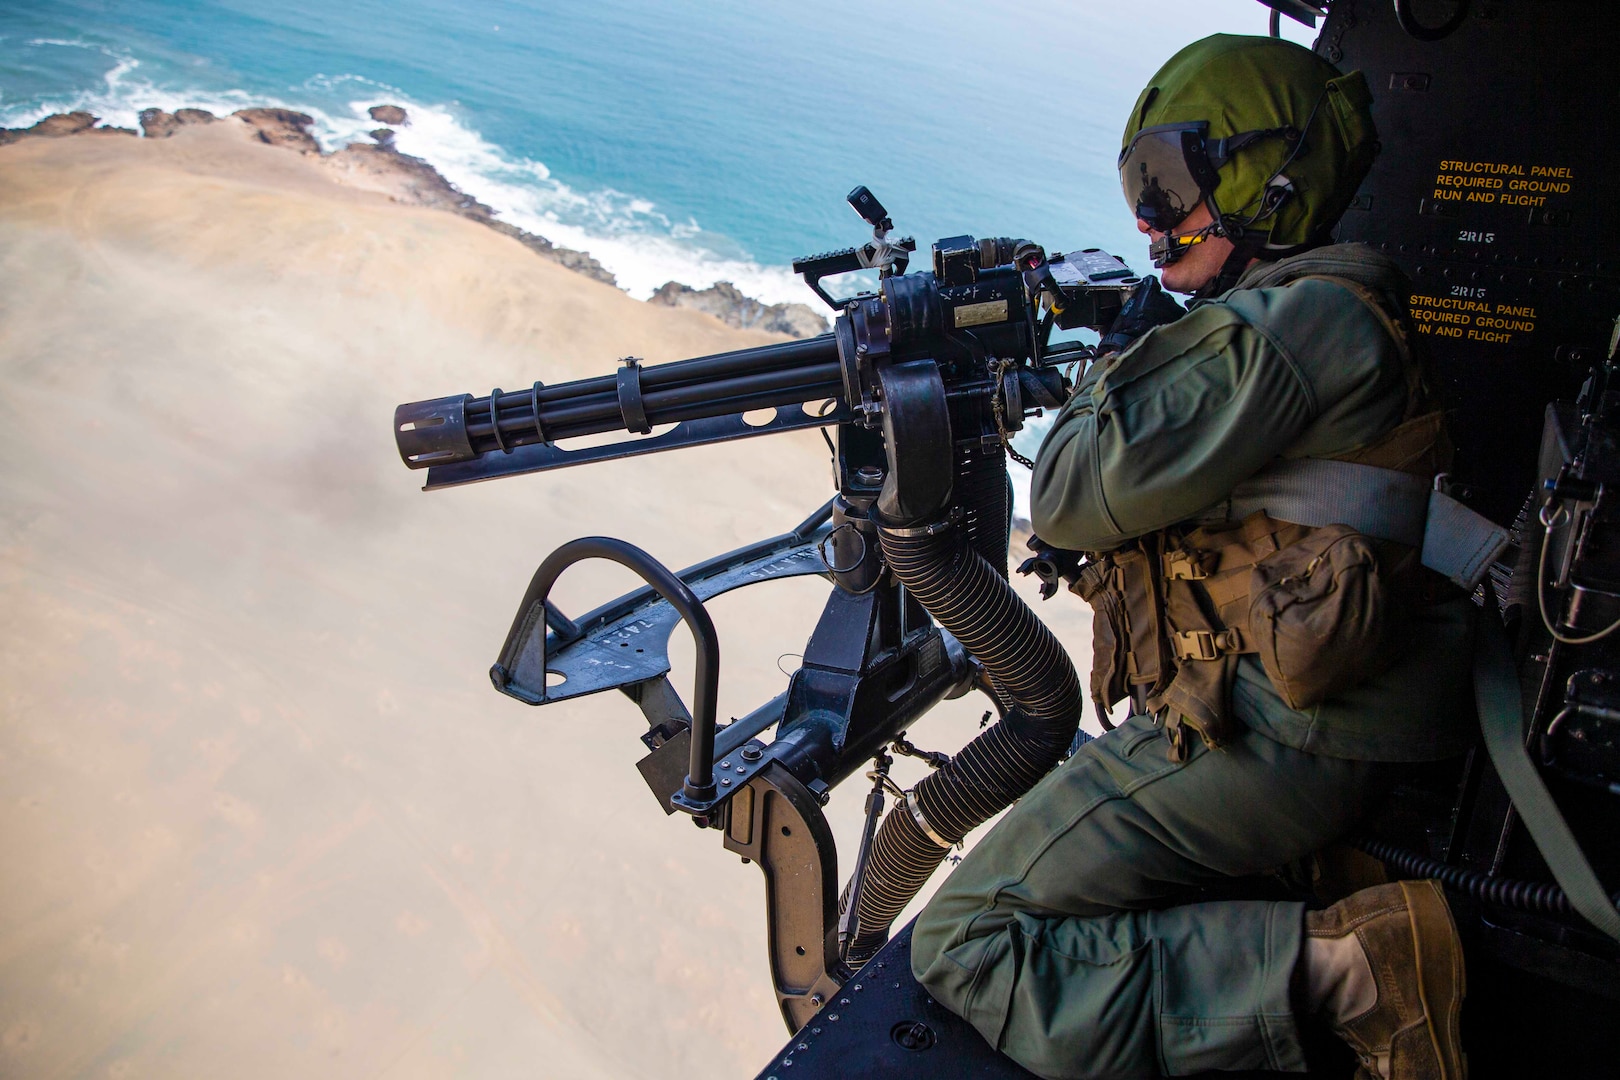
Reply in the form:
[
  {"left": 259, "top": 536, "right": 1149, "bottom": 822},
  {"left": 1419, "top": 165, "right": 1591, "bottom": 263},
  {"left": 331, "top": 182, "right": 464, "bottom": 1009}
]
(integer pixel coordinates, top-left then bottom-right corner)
[{"left": 1136, "top": 201, "right": 1235, "bottom": 295}]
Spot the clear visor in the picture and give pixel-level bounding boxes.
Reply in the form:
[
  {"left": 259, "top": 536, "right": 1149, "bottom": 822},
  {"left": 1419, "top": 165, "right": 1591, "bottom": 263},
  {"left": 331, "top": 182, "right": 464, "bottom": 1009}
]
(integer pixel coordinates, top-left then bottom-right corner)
[{"left": 1117, "top": 122, "right": 1218, "bottom": 233}]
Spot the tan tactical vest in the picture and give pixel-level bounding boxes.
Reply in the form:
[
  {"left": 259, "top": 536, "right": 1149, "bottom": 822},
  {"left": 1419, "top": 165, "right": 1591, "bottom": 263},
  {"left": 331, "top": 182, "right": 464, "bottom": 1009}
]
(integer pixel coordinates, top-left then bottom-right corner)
[{"left": 1073, "top": 275, "right": 1455, "bottom": 759}]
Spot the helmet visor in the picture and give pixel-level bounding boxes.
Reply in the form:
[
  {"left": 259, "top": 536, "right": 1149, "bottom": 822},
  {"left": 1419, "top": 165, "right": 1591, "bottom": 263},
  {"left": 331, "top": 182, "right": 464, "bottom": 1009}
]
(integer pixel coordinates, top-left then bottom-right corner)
[{"left": 1118, "top": 122, "right": 1219, "bottom": 232}]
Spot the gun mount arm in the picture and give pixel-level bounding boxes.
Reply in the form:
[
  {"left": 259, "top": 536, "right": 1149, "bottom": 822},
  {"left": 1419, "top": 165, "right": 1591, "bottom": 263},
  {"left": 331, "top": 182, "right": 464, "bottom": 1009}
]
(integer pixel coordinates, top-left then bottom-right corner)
[{"left": 492, "top": 536, "right": 725, "bottom": 803}]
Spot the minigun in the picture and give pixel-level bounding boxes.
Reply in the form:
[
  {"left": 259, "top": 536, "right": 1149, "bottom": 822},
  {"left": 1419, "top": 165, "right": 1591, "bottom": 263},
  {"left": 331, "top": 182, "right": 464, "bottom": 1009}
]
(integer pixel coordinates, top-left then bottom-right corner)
[{"left": 393, "top": 187, "right": 1140, "bottom": 1031}]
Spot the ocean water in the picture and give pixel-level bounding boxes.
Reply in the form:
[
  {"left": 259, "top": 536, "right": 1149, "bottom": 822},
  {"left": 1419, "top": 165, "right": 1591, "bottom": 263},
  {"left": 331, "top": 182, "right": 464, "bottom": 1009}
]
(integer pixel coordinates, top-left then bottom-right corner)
[{"left": 0, "top": 0, "right": 1313, "bottom": 516}]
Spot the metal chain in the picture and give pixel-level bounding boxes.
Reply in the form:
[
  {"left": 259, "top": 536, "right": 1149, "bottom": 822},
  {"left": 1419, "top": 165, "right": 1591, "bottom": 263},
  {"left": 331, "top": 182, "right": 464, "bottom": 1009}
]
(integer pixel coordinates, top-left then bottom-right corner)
[{"left": 989, "top": 357, "right": 1037, "bottom": 469}]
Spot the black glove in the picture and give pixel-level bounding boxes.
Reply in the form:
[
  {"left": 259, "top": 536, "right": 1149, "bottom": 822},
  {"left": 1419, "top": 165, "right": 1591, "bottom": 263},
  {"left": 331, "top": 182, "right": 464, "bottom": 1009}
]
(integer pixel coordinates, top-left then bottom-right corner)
[{"left": 1098, "top": 274, "right": 1184, "bottom": 356}]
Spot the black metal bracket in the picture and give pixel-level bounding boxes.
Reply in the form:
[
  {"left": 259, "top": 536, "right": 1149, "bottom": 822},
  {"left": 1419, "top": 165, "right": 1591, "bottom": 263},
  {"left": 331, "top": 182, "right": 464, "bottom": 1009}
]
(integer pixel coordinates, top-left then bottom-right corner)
[
  {"left": 492, "top": 504, "right": 835, "bottom": 709},
  {"left": 493, "top": 501, "right": 976, "bottom": 1033},
  {"left": 490, "top": 536, "right": 723, "bottom": 803},
  {"left": 616, "top": 356, "right": 651, "bottom": 434},
  {"left": 423, "top": 399, "right": 852, "bottom": 489},
  {"left": 723, "top": 761, "right": 848, "bottom": 1032}
]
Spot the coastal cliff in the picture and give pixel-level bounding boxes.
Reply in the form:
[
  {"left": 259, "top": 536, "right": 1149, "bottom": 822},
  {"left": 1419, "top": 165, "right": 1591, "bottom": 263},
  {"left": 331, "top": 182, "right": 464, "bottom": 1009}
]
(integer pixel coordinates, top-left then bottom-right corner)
[{"left": 2, "top": 105, "right": 829, "bottom": 337}]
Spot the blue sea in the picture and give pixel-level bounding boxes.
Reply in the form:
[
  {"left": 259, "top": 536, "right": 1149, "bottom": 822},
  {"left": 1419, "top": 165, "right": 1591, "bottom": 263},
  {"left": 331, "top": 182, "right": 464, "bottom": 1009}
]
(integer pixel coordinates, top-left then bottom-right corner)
[{"left": 0, "top": 0, "right": 1311, "bottom": 303}]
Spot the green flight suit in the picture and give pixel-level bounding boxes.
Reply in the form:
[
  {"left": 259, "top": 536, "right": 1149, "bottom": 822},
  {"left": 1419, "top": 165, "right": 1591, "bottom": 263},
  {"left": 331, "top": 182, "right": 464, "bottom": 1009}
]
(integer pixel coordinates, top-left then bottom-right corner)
[{"left": 912, "top": 244, "right": 1475, "bottom": 1078}]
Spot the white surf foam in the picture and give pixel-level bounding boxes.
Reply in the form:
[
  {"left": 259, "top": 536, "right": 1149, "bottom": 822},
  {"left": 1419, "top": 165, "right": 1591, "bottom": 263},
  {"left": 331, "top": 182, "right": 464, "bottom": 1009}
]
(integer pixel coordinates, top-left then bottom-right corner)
[
  {"left": 315, "top": 85, "right": 812, "bottom": 306},
  {"left": 2, "top": 41, "right": 818, "bottom": 309}
]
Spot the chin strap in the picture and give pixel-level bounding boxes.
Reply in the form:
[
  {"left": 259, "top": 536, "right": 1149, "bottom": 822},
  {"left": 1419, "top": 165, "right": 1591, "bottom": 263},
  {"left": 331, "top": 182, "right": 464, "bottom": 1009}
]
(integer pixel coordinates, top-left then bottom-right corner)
[
  {"left": 1193, "top": 237, "right": 1266, "bottom": 300},
  {"left": 1192, "top": 177, "right": 1358, "bottom": 299}
]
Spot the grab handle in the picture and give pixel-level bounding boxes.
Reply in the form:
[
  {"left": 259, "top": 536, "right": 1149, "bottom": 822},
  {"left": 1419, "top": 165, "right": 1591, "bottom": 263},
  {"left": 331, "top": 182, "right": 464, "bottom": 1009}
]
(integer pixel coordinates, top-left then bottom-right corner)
[{"left": 494, "top": 537, "right": 720, "bottom": 803}]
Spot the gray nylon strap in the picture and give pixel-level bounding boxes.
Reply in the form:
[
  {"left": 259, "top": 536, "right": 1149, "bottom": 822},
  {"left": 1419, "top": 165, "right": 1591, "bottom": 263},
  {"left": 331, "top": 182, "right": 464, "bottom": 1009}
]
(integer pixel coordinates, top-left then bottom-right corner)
[
  {"left": 1474, "top": 606, "right": 1620, "bottom": 943},
  {"left": 1423, "top": 488, "right": 1511, "bottom": 594},
  {"left": 1219, "top": 457, "right": 1429, "bottom": 546},
  {"left": 1214, "top": 458, "right": 1509, "bottom": 590}
]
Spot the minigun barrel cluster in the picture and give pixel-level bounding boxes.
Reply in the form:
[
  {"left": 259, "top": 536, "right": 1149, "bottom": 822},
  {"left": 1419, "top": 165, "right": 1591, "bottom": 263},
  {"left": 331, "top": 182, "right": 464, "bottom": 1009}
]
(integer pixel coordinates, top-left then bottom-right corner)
[{"left": 396, "top": 334, "right": 841, "bottom": 469}]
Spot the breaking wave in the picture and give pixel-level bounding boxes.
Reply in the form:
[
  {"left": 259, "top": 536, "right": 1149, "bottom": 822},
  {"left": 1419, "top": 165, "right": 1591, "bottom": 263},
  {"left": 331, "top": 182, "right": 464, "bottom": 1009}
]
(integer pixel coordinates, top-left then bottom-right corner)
[{"left": 1, "top": 40, "right": 814, "bottom": 306}]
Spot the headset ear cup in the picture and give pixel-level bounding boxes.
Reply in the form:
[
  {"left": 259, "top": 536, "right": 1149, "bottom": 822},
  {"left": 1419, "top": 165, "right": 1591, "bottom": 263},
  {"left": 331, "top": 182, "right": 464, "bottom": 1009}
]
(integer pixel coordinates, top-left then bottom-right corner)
[{"left": 1262, "top": 177, "right": 1295, "bottom": 215}]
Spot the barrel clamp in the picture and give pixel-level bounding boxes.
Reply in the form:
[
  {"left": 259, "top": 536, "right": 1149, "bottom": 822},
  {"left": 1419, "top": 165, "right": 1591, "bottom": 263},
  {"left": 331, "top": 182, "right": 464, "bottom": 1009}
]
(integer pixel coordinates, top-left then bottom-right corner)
[{"left": 617, "top": 356, "right": 652, "bottom": 434}]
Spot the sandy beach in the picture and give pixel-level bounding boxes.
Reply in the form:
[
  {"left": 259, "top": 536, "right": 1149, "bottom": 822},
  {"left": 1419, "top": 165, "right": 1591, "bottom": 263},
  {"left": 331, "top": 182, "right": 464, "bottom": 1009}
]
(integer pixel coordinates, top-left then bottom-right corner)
[{"left": 0, "top": 118, "right": 1094, "bottom": 1078}]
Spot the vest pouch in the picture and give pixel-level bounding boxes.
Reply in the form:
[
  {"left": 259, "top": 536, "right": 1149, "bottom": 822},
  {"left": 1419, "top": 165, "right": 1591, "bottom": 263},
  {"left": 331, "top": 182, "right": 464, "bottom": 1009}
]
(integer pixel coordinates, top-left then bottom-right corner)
[{"left": 1248, "top": 525, "right": 1391, "bottom": 710}]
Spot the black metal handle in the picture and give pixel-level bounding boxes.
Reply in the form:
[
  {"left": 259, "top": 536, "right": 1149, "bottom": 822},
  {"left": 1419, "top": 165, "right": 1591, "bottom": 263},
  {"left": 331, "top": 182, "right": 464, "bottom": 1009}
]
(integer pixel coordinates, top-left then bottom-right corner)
[{"left": 494, "top": 537, "right": 721, "bottom": 803}]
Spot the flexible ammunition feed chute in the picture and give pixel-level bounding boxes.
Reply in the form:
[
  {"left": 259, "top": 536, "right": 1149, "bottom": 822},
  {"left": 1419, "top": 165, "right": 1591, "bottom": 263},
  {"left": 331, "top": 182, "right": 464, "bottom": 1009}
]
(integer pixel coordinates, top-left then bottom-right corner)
[{"left": 393, "top": 187, "right": 1138, "bottom": 1027}]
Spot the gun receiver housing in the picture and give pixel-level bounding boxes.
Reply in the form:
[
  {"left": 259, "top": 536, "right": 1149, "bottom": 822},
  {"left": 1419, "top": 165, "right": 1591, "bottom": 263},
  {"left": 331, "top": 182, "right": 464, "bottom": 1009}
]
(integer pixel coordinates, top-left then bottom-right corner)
[{"left": 394, "top": 237, "right": 1136, "bottom": 490}]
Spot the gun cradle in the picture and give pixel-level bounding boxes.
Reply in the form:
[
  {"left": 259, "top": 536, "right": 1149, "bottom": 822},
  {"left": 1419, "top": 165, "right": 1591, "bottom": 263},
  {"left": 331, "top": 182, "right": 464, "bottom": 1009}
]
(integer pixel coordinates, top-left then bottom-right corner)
[
  {"left": 490, "top": 496, "right": 975, "bottom": 1028},
  {"left": 397, "top": 221, "right": 1132, "bottom": 1034}
]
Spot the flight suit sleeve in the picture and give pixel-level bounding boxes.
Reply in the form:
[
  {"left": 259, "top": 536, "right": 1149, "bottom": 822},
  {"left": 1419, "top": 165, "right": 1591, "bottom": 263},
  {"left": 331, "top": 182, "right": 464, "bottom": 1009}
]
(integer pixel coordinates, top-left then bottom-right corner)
[{"left": 1030, "top": 278, "right": 1408, "bottom": 551}]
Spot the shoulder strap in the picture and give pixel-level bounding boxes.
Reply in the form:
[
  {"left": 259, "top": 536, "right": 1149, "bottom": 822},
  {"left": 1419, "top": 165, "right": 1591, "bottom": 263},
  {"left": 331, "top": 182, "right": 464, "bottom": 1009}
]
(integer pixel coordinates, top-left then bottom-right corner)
[{"left": 1296, "top": 272, "right": 1427, "bottom": 419}]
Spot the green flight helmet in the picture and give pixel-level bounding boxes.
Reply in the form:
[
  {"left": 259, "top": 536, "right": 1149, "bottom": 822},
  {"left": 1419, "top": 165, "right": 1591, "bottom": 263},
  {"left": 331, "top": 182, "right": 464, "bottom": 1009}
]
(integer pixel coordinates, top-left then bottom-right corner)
[{"left": 1119, "top": 34, "right": 1377, "bottom": 259}]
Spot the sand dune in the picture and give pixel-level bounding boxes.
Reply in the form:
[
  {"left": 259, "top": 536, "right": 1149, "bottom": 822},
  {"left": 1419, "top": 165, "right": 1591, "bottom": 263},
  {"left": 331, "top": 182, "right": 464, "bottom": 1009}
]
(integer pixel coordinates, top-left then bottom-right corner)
[{"left": 0, "top": 121, "right": 1094, "bottom": 1079}]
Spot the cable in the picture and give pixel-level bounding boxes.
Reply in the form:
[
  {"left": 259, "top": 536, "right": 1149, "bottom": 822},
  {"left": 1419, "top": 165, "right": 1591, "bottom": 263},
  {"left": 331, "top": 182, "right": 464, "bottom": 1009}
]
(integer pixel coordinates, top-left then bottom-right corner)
[
  {"left": 1353, "top": 835, "right": 1620, "bottom": 921},
  {"left": 1536, "top": 502, "right": 1620, "bottom": 645}
]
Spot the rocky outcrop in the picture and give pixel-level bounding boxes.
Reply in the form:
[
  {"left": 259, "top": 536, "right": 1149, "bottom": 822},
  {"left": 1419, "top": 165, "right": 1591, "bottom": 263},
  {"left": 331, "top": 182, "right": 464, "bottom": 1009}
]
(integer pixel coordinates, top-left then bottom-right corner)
[
  {"left": 322, "top": 141, "right": 617, "bottom": 286},
  {"left": 368, "top": 104, "right": 408, "bottom": 125},
  {"left": 369, "top": 127, "right": 395, "bottom": 146},
  {"left": 23, "top": 111, "right": 97, "bottom": 136},
  {"left": 0, "top": 111, "right": 137, "bottom": 145},
  {"left": 232, "top": 108, "right": 320, "bottom": 154},
  {"left": 482, "top": 220, "right": 618, "bottom": 285},
  {"left": 138, "top": 107, "right": 217, "bottom": 138},
  {"left": 324, "top": 142, "right": 492, "bottom": 214},
  {"left": 648, "top": 281, "right": 828, "bottom": 338}
]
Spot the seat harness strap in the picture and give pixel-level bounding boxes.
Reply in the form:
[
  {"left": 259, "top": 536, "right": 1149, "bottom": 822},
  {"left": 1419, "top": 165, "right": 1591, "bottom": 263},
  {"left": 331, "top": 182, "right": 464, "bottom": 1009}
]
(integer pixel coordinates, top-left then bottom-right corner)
[{"left": 1214, "top": 457, "right": 1509, "bottom": 591}]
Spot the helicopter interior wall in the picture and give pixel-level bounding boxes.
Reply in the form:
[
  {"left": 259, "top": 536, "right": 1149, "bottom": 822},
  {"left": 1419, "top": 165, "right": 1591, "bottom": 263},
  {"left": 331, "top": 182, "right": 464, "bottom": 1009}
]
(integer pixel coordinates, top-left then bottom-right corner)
[{"left": 1323, "top": 0, "right": 1620, "bottom": 524}]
